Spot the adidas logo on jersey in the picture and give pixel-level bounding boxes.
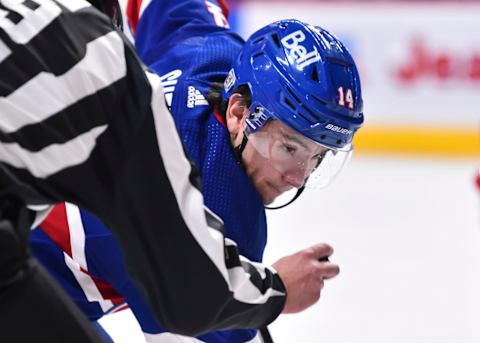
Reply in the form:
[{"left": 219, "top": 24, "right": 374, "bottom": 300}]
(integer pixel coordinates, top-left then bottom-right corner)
[{"left": 187, "top": 86, "right": 208, "bottom": 108}]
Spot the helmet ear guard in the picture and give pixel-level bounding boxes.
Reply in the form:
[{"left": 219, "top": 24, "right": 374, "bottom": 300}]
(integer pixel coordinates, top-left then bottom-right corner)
[{"left": 223, "top": 19, "right": 364, "bottom": 151}]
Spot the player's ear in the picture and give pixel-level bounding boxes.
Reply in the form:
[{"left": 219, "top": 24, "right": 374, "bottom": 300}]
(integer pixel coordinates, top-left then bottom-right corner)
[{"left": 226, "top": 93, "right": 249, "bottom": 145}]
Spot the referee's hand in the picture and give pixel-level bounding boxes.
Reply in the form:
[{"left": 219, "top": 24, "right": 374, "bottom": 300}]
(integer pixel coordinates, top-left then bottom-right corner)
[{"left": 272, "top": 243, "right": 339, "bottom": 314}]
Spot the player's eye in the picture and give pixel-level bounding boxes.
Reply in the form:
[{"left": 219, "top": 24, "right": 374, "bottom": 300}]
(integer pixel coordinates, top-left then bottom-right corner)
[{"left": 282, "top": 144, "right": 296, "bottom": 155}]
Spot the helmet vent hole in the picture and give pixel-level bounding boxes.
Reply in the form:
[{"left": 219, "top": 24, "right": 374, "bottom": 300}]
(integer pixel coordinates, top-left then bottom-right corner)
[
  {"left": 286, "top": 87, "right": 301, "bottom": 104},
  {"left": 311, "top": 65, "right": 319, "bottom": 82},
  {"left": 311, "top": 94, "right": 328, "bottom": 105},
  {"left": 252, "top": 37, "right": 264, "bottom": 45},
  {"left": 283, "top": 97, "right": 296, "bottom": 111},
  {"left": 271, "top": 34, "right": 281, "bottom": 48},
  {"left": 320, "top": 135, "right": 326, "bottom": 140}
]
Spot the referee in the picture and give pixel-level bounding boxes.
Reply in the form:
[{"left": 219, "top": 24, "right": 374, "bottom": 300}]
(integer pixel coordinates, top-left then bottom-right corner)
[{"left": 0, "top": 1, "right": 332, "bottom": 341}]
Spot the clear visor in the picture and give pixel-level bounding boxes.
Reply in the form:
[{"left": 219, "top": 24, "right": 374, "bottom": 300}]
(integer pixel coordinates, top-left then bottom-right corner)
[{"left": 245, "top": 120, "right": 352, "bottom": 189}]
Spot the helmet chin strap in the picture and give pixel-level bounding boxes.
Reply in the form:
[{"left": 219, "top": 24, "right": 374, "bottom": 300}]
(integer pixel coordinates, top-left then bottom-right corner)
[
  {"left": 233, "top": 132, "right": 305, "bottom": 210},
  {"left": 233, "top": 133, "right": 249, "bottom": 164},
  {"left": 265, "top": 186, "right": 304, "bottom": 210}
]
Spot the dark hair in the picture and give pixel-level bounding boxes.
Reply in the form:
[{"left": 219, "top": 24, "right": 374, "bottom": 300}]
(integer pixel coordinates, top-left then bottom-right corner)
[{"left": 207, "top": 83, "right": 252, "bottom": 120}]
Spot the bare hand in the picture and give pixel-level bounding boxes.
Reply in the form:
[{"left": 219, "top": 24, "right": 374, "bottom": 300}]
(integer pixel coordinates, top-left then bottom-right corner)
[{"left": 272, "top": 243, "right": 339, "bottom": 314}]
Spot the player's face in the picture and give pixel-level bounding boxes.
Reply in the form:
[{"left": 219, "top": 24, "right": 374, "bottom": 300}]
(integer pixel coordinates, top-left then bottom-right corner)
[{"left": 241, "top": 120, "right": 328, "bottom": 204}]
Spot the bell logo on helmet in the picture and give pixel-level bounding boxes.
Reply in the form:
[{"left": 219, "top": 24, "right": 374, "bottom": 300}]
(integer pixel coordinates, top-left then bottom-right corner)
[
  {"left": 325, "top": 124, "right": 353, "bottom": 136},
  {"left": 281, "top": 30, "right": 320, "bottom": 69}
]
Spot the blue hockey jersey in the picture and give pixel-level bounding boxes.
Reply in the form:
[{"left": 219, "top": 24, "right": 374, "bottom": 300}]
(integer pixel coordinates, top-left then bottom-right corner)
[
  {"left": 30, "top": 1, "right": 269, "bottom": 342},
  {"left": 130, "top": 0, "right": 267, "bottom": 263}
]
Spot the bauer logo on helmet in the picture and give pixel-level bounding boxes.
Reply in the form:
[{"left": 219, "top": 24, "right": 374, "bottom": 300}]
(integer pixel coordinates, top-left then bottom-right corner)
[{"left": 325, "top": 124, "right": 353, "bottom": 136}]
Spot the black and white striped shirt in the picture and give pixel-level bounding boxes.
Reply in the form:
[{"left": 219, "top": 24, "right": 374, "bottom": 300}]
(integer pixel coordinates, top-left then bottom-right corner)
[{"left": 0, "top": 0, "right": 285, "bottom": 335}]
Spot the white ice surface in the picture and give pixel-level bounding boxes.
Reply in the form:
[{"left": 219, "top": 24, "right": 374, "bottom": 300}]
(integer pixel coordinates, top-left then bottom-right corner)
[{"left": 100, "top": 155, "right": 480, "bottom": 343}]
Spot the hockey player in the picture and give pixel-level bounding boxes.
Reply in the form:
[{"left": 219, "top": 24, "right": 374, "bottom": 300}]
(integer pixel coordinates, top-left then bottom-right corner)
[
  {"left": 28, "top": 0, "right": 363, "bottom": 342},
  {"left": 0, "top": 0, "right": 340, "bottom": 341}
]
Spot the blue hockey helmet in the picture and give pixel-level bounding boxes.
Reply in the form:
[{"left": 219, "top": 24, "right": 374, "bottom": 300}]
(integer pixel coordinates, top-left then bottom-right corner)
[
  {"left": 224, "top": 19, "right": 363, "bottom": 149},
  {"left": 223, "top": 19, "right": 364, "bottom": 188}
]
